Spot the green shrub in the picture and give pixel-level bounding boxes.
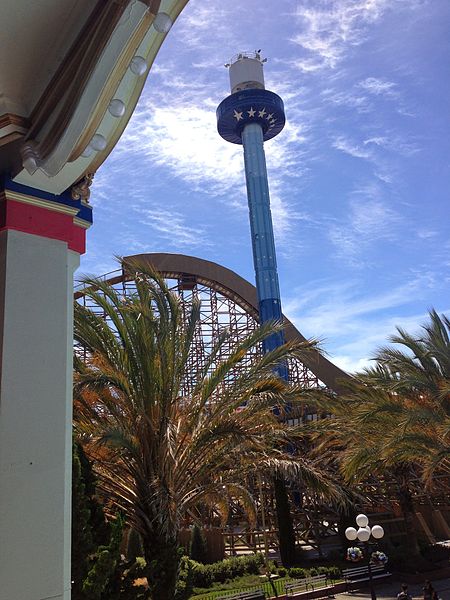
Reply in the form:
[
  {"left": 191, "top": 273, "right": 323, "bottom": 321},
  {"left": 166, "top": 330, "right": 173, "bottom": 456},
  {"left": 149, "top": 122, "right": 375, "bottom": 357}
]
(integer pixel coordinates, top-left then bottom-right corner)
[
  {"left": 266, "top": 560, "right": 277, "bottom": 574},
  {"left": 324, "top": 565, "right": 341, "bottom": 580},
  {"left": 288, "top": 567, "right": 306, "bottom": 579},
  {"left": 82, "top": 516, "right": 124, "bottom": 599},
  {"left": 175, "top": 556, "right": 194, "bottom": 600},
  {"left": 277, "top": 567, "right": 287, "bottom": 577},
  {"left": 191, "top": 553, "right": 265, "bottom": 589},
  {"left": 191, "top": 561, "right": 214, "bottom": 588}
]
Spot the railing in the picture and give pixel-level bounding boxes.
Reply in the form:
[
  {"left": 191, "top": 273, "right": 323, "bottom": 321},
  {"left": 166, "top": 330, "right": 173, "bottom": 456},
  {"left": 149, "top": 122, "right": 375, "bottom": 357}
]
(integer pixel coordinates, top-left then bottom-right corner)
[{"left": 192, "top": 577, "right": 292, "bottom": 600}]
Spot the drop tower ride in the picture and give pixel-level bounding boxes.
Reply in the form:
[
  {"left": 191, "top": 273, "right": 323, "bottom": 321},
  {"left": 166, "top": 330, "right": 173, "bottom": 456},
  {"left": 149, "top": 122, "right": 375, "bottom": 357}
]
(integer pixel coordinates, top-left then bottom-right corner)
[{"left": 217, "top": 52, "right": 287, "bottom": 364}]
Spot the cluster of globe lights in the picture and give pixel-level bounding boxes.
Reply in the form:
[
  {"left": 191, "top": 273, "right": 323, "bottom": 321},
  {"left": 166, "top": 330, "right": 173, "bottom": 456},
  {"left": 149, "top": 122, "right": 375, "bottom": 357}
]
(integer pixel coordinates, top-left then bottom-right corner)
[
  {"left": 345, "top": 513, "right": 385, "bottom": 543},
  {"left": 82, "top": 12, "right": 172, "bottom": 158}
]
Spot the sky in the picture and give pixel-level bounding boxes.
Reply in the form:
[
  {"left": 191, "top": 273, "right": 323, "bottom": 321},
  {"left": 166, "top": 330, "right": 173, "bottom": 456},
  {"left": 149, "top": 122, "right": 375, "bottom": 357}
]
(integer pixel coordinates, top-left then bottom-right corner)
[{"left": 81, "top": 0, "right": 450, "bottom": 374}]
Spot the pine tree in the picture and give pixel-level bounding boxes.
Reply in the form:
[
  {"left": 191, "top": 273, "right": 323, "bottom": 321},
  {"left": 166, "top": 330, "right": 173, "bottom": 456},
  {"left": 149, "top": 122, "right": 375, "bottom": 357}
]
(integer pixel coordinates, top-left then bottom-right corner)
[{"left": 189, "top": 524, "right": 208, "bottom": 563}]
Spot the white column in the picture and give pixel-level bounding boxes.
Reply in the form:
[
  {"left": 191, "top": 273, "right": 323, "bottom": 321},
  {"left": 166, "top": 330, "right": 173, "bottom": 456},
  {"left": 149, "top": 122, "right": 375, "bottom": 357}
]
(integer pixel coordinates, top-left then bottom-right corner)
[{"left": 0, "top": 229, "right": 79, "bottom": 600}]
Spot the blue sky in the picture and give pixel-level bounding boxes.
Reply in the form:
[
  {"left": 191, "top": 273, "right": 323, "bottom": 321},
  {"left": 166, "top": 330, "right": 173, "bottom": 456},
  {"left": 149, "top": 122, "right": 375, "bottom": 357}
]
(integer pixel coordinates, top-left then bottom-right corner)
[{"left": 81, "top": 0, "right": 450, "bottom": 373}]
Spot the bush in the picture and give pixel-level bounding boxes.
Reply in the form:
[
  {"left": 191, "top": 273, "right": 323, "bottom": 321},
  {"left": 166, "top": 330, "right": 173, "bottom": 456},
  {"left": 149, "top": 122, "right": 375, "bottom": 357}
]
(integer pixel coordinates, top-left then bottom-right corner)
[
  {"left": 175, "top": 555, "right": 194, "bottom": 600},
  {"left": 288, "top": 567, "right": 306, "bottom": 579},
  {"left": 266, "top": 560, "right": 277, "bottom": 574},
  {"left": 277, "top": 567, "right": 287, "bottom": 577},
  {"left": 191, "top": 553, "right": 265, "bottom": 589},
  {"left": 324, "top": 565, "right": 341, "bottom": 580},
  {"left": 191, "top": 561, "right": 214, "bottom": 588}
]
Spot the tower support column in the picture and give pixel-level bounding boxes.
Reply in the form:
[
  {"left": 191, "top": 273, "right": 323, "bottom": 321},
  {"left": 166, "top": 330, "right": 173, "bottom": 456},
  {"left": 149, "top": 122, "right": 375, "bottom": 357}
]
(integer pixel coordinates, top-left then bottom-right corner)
[
  {"left": 217, "top": 51, "right": 295, "bottom": 566},
  {"left": 241, "top": 122, "right": 284, "bottom": 353},
  {"left": 0, "top": 180, "right": 92, "bottom": 600}
]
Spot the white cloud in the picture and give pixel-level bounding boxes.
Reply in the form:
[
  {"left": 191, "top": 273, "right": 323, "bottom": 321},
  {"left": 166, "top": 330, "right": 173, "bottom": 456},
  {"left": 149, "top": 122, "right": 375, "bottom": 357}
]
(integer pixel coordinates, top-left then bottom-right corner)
[
  {"left": 332, "top": 136, "right": 371, "bottom": 159},
  {"left": 283, "top": 275, "right": 446, "bottom": 373},
  {"left": 322, "top": 88, "right": 372, "bottom": 113},
  {"left": 174, "top": 4, "right": 238, "bottom": 52},
  {"left": 327, "top": 185, "right": 401, "bottom": 264},
  {"left": 363, "top": 135, "right": 419, "bottom": 156},
  {"left": 416, "top": 229, "right": 438, "bottom": 240},
  {"left": 290, "top": 0, "right": 399, "bottom": 71},
  {"left": 117, "top": 98, "right": 243, "bottom": 196},
  {"left": 332, "top": 355, "right": 372, "bottom": 373},
  {"left": 109, "top": 76, "right": 313, "bottom": 250},
  {"left": 133, "top": 206, "right": 212, "bottom": 249},
  {"left": 359, "top": 77, "right": 397, "bottom": 96}
]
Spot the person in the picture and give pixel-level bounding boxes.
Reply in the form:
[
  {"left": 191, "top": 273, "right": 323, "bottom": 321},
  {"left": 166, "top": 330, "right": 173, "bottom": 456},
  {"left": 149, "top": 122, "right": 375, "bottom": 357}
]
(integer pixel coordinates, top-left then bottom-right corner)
[
  {"left": 397, "top": 583, "right": 412, "bottom": 600},
  {"left": 423, "top": 580, "right": 434, "bottom": 600}
]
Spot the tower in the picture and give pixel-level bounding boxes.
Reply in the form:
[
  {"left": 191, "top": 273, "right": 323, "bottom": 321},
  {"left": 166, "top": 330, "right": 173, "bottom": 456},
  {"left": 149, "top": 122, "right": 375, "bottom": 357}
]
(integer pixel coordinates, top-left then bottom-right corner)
[{"left": 217, "top": 52, "right": 287, "bottom": 362}]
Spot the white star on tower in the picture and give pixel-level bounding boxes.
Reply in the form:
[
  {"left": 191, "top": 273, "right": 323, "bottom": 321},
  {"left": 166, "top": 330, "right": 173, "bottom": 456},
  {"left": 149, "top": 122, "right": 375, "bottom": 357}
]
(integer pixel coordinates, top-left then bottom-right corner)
[
  {"left": 258, "top": 108, "right": 266, "bottom": 118},
  {"left": 233, "top": 110, "right": 243, "bottom": 121},
  {"left": 248, "top": 107, "right": 256, "bottom": 117},
  {"left": 266, "top": 113, "right": 274, "bottom": 120}
]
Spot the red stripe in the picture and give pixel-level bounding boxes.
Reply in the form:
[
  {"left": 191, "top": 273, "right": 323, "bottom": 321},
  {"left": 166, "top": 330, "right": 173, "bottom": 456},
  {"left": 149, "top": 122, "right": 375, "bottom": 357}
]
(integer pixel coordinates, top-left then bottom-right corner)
[{"left": 0, "top": 199, "right": 86, "bottom": 254}]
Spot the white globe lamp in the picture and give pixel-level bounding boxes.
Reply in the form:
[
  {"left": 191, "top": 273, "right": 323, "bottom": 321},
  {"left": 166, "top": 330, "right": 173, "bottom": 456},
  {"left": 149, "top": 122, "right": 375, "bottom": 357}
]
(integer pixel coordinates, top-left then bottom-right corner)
[
  {"left": 371, "top": 525, "right": 385, "bottom": 539},
  {"left": 357, "top": 527, "right": 370, "bottom": 542},
  {"left": 345, "top": 527, "right": 358, "bottom": 541},
  {"left": 356, "top": 513, "right": 369, "bottom": 527}
]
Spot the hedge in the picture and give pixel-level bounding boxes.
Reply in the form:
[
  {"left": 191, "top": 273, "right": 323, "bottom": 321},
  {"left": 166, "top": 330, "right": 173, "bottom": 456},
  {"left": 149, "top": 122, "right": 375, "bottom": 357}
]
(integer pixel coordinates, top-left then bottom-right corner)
[{"left": 191, "top": 554, "right": 265, "bottom": 588}]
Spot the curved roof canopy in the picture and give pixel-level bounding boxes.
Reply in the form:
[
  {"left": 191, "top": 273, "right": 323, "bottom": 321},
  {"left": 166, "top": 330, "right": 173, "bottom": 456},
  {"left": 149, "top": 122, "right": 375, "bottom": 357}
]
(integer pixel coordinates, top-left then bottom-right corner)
[{"left": 0, "top": 0, "right": 189, "bottom": 195}]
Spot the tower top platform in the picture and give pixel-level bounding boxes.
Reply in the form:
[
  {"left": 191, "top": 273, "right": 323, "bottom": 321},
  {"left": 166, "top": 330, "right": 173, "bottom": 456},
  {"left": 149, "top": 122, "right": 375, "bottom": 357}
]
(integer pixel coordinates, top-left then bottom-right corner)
[{"left": 225, "top": 51, "right": 267, "bottom": 94}]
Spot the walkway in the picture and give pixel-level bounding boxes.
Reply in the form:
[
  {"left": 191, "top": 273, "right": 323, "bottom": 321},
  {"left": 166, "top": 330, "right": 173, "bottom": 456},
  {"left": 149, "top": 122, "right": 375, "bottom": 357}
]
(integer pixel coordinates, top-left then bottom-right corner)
[{"left": 334, "top": 578, "right": 450, "bottom": 600}]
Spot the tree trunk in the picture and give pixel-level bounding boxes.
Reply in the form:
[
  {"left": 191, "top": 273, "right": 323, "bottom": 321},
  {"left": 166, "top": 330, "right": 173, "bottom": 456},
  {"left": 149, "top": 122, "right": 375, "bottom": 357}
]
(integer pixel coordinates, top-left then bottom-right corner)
[
  {"left": 273, "top": 476, "right": 296, "bottom": 566},
  {"left": 397, "top": 483, "right": 421, "bottom": 556},
  {"left": 144, "top": 538, "right": 180, "bottom": 600}
]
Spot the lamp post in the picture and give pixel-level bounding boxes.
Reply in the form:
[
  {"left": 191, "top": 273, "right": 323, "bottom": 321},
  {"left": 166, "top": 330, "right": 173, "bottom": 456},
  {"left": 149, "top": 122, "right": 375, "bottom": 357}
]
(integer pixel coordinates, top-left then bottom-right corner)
[{"left": 345, "top": 513, "right": 385, "bottom": 600}]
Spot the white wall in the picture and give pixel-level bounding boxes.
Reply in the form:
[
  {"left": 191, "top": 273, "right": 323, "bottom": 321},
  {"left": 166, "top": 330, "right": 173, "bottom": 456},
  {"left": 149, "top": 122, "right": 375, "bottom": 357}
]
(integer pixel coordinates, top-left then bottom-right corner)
[{"left": 0, "top": 229, "right": 79, "bottom": 600}]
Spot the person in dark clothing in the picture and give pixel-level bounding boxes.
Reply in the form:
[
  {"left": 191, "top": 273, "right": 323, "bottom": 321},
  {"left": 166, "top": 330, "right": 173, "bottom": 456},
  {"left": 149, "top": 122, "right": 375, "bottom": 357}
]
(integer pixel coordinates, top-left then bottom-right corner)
[
  {"left": 397, "top": 583, "right": 412, "bottom": 600},
  {"left": 423, "top": 580, "right": 434, "bottom": 600}
]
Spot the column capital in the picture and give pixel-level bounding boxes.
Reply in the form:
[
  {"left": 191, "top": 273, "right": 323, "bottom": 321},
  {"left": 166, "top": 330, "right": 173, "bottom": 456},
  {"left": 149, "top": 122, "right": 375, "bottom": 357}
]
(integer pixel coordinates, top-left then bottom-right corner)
[{"left": 0, "top": 175, "right": 92, "bottom": 254}]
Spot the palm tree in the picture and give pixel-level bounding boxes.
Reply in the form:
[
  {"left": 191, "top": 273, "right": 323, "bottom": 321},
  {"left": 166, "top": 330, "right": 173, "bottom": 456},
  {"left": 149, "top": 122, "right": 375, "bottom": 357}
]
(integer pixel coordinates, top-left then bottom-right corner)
[
  {"left": 307, "top": 310, "right": 449, "bottom": 555},
  {"left": 362, "top": 309, "right": 450, "bottom": 483},
  {"left": 73, "top": 260, "right": 345, "bottom": 600},
  {"left": 308, "top": 382, "right": 423, "bottom": 553}
]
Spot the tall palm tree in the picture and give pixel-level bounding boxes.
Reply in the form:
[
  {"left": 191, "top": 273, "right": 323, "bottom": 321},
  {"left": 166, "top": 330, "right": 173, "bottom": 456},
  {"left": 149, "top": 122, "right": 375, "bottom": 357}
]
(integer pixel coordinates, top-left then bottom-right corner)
[
  {"left": 307, "top": 310, "right": 449, "bottom": 555},
  {"left": 73, "top": 260, "right": 345, "bottom": 600},
  {"left": 362, "top": 310, "right": 450, "bottom": 483}
]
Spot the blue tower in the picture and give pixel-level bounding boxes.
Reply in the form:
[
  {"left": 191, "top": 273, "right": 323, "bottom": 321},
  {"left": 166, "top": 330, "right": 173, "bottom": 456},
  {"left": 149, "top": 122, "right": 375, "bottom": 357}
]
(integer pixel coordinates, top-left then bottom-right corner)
[{"left": 217, "top": 52, "right": 287, "bottom": 363}]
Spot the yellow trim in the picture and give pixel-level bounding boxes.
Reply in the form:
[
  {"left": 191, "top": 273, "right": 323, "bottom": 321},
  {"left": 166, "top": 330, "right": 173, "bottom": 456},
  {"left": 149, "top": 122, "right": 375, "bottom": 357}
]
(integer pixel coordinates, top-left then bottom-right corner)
[
  {"left": 73, "top": 217, "right": 91, "bottom": 229},
  {"left": 4, "top": 190, "right": 79, "bottom": 216}
]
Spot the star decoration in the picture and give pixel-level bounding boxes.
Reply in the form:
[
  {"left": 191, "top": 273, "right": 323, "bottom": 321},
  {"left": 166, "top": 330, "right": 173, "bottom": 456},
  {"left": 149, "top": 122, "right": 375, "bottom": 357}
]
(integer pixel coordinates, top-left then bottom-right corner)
[
  {"left": 248, "top": 107, "right": 256, "bottom": 117},
  {"left": 266, "top": 113, "right": 274, "bottom": 120},
  {"left": 233, "top": 110, "right": 243, "bottom": 121},
  {"left": 258, "top": 108, "right": 266, "bottom": 118},
  {"left": 270, "top": 119, "right": 276, "bottom": 125}
]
